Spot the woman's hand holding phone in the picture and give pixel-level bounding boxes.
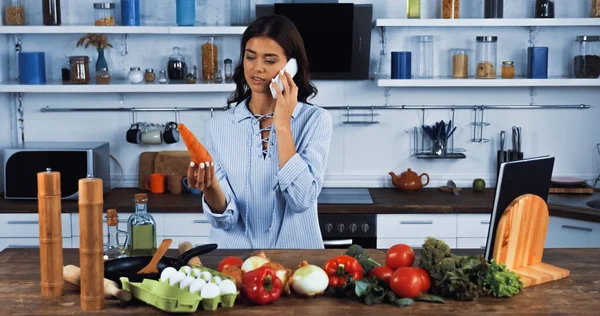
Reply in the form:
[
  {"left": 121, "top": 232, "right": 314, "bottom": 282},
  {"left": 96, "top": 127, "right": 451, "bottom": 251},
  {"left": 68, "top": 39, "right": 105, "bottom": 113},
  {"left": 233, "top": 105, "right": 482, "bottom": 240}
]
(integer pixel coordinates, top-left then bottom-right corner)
[{"left": 271, "top": 69, "right": 298, "bottom": 129}]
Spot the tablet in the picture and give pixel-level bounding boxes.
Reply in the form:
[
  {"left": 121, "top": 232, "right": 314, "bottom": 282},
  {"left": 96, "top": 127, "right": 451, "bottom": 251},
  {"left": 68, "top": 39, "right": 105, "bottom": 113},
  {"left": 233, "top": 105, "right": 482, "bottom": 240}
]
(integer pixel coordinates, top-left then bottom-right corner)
[{"left": 484, "top": 156, "right": 555, "bottom": 261}]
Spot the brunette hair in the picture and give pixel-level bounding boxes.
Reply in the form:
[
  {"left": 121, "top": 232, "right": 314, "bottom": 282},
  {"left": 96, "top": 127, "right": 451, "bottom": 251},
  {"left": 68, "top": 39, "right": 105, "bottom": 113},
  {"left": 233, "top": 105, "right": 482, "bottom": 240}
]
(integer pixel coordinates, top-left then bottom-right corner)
[{"left": 226, "top": 15, "right": 318, "bottom": 107}]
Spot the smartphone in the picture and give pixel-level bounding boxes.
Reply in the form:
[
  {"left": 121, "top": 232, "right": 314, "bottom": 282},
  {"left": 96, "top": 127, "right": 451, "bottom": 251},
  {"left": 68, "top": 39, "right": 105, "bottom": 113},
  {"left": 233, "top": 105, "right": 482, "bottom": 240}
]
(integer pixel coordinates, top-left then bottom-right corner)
[{"left": 270, "top": 58, "right": 298, "bottom": 99}]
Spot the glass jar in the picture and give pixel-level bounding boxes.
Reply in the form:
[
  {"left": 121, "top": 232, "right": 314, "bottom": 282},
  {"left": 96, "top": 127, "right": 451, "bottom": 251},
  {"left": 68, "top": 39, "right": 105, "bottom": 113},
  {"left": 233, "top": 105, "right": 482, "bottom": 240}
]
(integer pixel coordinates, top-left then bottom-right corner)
[
  {"left": 4, "top": 0, "right": 25, "bottom": 25},
  {"left": 407, "top": 0, "right": 421, "bottom": 19},
  {"left": 144, "top": 69, "right": 155, "bottom": 83},
  {"left": 61, "top": 55, "right": 70, "bottom": 82},
  {"left": 158, "top": 70, "right": 168, "bottom": 84},
  {"left": 413, "top": 35, "right": 434, "bottom": 79},
  {"left": 128, "top": 67, "right": 144, "bottom": 83},
  {"left": 535, "top": 0, "right": 554, "bottom": 18},
  {"left": 96, "top": 67, "right": 112, "bottom": 84},
  {"left": 442, "top": 0, "right": 459, "bottom": 19},
  {"left": 593, "top": 0, "right": 600, "bottom": 17},
  {"left": 476, "top": 36, "right": 498, "bottom": 79},
  {"left": 573, "top": 36, "right": 600, "bottom": 78},
  {"left": 449, "top": 48, "right": 470, "bottom": 78},
  {"left": 94, "top": 2, "right": 115, "bottom": 26},
  {"left": 484, "top": 0, "right": 503, "bottom": 18},
  {"left": 501, "top": 61, "right": 515, "bottom": 79},
  {"left": 69, "top": 56, "right": 90, "bottom": 84},
  {"left": 214, "top": 69, "right": 223, "bottom": 83},
  {"left": 201, "top": 37, "right": 220, "bottom": 82},
  {"left": 168, "top": 46, "right": 187, "bottom": 81},
  {"left": 42, "top": 0, "right": 61, "bottom": 25},
  {"left": 176, "top": 0, "right": 195, "bottom": 26},
  {"left": 224, "top": 58, "right": 233, "bottom": 82},
  {"left": 126, "top": 193, "right": 157, "bottom": 257},
  {"left": 230, "top": 0, "right": 251, "bottom": 26}
]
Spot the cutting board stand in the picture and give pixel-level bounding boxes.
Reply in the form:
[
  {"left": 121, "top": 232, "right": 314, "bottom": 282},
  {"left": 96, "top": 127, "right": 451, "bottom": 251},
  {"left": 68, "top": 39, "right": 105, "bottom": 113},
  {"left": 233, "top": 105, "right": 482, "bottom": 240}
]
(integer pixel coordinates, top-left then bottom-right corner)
[{"left": 492, "top": 194, "right": 570, "bottom": 288}]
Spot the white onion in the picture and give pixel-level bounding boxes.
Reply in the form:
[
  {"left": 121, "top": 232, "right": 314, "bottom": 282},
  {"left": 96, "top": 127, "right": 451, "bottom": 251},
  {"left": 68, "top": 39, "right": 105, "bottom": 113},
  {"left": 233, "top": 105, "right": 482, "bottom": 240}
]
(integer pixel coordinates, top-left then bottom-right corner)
[
  {"left": 292, "top": 261, "right": 329, "bottom": 297},
  {"left": 241, "top": 256, "right": 269, "bottom": 273}
]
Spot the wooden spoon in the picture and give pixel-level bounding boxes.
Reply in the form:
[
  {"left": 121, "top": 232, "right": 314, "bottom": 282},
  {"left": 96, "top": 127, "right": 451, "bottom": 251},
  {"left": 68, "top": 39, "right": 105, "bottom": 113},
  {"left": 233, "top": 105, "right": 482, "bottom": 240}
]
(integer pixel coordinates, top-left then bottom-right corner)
[{"left": 136, "top": 238, "right": 172, "bottom": 274}]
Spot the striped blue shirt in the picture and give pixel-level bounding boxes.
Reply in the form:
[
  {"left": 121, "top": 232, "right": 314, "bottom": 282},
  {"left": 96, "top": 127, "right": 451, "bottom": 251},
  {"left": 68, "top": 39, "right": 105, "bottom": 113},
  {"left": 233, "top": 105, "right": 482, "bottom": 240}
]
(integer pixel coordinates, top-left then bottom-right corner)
[{"left": 201, "top": 99, "right": 333, "bottom": 249}]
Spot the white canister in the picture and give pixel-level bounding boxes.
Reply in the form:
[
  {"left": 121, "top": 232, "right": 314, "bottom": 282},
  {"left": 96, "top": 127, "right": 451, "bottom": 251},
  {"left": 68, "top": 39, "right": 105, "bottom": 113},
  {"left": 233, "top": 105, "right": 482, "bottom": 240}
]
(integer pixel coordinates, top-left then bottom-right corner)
[{"left": 128, "top": 67, "right": 144, "bottom": 84}]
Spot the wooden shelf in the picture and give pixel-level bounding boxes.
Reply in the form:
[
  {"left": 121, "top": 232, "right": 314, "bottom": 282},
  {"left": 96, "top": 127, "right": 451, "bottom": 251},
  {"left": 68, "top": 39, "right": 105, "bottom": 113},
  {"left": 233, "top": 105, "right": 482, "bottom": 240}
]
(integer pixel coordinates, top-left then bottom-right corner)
[
  {"left": 375, "top": 18, "right": 600, "bottom": 28},
  {"left": 0, "top": 79, "right": 236, "bottom": 93},
  {"left": 376, "top": 78, "right": 600, "bottom": 88},
  {"left": 0, "top": 25, "right": 247, "bottom": 35}
]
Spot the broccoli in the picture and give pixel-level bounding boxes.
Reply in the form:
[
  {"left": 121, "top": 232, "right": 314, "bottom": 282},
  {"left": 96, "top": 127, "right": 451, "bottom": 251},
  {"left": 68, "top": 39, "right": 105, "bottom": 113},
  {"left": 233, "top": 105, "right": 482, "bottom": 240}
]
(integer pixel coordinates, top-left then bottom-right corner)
[
  {"left": 419, "top": 237, "right": 453, "bottom": 275},
  {"left": 345, "top": 244, "right": 382, "bottom": 274}
]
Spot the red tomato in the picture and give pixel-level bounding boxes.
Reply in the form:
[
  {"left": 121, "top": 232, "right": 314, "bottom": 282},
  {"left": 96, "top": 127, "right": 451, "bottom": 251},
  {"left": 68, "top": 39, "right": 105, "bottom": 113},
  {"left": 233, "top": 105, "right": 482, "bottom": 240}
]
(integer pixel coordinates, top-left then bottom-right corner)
[
  {"left": 415, "top": 267, "right": 431, "bottom": 293},
  {"left": 389, "top": 267, "right": 422, "bottom": 299},
  {"left": 217, "top": 256, "right": 244, "bottom": 272},
  {"left": 369, "top": 266, "right": 394, "bottom": 283},
  {"left": 385, "top": 244, "right": 415, "bottom": 270}
]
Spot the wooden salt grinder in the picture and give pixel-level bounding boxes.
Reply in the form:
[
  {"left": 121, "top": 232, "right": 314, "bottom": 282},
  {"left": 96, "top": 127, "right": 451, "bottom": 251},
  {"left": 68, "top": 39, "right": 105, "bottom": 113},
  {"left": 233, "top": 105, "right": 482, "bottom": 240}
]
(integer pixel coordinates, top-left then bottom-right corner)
[
  {"left": 37, "top": 169, "right": 63, "bottom": 297},
  {"left": 78, "top": 177, "right": 104, "bottom": 311}
]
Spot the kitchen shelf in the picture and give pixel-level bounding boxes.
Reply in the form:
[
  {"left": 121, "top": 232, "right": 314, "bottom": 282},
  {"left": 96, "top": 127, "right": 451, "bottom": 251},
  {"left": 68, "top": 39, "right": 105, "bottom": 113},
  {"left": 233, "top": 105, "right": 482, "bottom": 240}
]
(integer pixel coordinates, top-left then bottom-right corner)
[
  {"left": 377, "top": 78, "right": 600, "bottom": 88},
  {"left": 0, "top": 25, "right": 247, "bottom": 35},
  {"left": 415, "top": 152, "right": 467, "bottom": 159},
  {"left": 375, "top": 18, "right": 600, "bottom": 28},
  {"left": 0, "top": 79, "right": 236, "bottom": 93}
]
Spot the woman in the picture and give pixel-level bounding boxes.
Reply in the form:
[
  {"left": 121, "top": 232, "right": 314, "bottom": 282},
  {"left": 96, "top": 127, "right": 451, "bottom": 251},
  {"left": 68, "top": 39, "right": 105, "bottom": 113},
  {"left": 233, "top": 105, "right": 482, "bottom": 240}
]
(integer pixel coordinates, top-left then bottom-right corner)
[{"left": 186, "top": 15, "right": 333, "bottom": 249}]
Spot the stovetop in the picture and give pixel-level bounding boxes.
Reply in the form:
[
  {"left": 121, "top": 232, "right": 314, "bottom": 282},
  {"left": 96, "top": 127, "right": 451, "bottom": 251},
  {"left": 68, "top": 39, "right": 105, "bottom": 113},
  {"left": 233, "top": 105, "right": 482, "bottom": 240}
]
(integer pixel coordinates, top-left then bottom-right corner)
[{"left": 317, "top": 188, "right": 374, "bottom": 204}]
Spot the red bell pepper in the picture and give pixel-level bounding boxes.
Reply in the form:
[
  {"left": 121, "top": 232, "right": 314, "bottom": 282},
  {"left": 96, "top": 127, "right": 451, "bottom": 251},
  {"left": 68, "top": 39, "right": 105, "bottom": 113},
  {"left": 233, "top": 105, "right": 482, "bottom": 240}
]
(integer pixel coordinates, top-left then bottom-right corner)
[
  {"left": 242, "top": 265, "right": 283, "bottom": 305},
  {"left": 324, "top": 255, "right": 364, "bottom": 287}
]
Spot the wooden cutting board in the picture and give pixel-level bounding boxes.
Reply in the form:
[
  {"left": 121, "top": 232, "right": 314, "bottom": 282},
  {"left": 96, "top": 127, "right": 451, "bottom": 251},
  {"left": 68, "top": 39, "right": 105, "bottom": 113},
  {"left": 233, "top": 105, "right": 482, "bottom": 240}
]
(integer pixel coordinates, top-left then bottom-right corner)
[
  {"left": 153, "top": 151, "right": 191, "bottom": 178},
  {"left": 492, "top": 194, "right": 570, "bottom": 288},
  {"left": 138, "top": 152, "right": 159, "bottom": 190},
  {"left": 549, "top": 184, "right": 594, "bottom": 194}
]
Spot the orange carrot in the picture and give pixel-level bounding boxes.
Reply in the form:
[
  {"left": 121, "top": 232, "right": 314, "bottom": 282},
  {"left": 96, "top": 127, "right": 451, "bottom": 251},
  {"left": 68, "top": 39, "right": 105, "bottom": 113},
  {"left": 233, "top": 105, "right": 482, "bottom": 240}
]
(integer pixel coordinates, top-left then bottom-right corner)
[{"left": 177, "top": 123, "right": 212, "bottom": 164}]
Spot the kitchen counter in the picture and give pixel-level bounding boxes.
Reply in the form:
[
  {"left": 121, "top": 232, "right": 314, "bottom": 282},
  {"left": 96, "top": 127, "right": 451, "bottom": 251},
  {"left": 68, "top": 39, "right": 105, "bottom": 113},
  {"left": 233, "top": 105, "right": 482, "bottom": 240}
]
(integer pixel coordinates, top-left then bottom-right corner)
[
  {"left": 0, "top": 248, "right": 598, "bottom": 315},
  {"left": 1, "top": 188, "right": 599, "bottom": 222}
]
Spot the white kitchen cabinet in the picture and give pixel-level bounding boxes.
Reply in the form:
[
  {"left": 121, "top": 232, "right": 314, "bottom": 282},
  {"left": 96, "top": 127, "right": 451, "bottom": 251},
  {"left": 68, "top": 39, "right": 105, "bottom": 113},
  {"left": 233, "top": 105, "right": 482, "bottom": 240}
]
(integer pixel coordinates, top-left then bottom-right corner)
[
  {"left": 377, "top": 237, "right": 457, "bottom": 249},
  {"left": 456, "top": 238, "right": 488, "bottom": 249},
  {"left": 545, "top": 216, "right": 600, "bottom": 248},
  {"left": 456, "top": 214, "right": 491, "bottom": 238},
  {"left": 0, "top": 238, "right": 72, "bottom": 251},
  {"left": 0, "top": 213, "right": 71, "bottom": 238},
  {"left": 162, "top": 214, "right": 212, "bottom": 237},
  {"left": 377, "top": 214, "right": 457, "bottom": 238}
]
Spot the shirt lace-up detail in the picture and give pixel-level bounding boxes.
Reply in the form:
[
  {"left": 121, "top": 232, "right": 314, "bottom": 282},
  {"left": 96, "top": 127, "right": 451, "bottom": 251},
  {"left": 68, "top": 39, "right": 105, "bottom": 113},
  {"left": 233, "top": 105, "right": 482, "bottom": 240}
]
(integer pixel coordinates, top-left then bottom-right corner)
[{"left": 251, "top": 112, "right": 275, "bottom": 158}]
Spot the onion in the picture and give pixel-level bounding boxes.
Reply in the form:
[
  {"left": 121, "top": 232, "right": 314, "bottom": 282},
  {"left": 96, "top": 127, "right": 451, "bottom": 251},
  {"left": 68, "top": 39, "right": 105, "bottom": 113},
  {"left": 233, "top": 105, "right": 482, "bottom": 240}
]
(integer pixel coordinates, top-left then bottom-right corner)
[
  {"left": 241, "top": 252, "right": 270, "bottom": 273},
  {"left": 264, "top": 261, "right": 293, "bottom": 295},
  {"left": 291, "top": 261, "right": 329, "bottom": 297}
]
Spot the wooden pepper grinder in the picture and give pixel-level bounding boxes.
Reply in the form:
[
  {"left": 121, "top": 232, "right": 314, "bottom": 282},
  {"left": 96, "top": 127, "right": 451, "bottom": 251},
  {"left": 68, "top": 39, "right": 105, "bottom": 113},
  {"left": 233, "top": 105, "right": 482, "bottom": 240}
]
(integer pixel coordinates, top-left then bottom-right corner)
[
  {"left": 37, "top": 168, "right": 63, "bottom": 297},
  {"left": 78, "top": 177, "right": 104, "bottom": 311}
]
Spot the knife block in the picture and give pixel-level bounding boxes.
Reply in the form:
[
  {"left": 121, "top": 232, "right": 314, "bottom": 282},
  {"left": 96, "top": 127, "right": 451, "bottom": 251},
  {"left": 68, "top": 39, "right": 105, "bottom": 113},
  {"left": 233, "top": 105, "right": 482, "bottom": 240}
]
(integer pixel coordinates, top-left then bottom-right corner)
[{"left": 492, "top": 194, "right": 570, "bottom": 288}]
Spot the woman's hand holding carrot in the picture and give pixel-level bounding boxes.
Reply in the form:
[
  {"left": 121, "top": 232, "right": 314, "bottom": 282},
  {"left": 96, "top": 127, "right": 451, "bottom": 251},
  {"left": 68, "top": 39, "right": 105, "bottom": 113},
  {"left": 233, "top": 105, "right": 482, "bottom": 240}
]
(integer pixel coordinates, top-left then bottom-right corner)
[{"left": 186, "top": 160, "right": 214, "bottom": 191}]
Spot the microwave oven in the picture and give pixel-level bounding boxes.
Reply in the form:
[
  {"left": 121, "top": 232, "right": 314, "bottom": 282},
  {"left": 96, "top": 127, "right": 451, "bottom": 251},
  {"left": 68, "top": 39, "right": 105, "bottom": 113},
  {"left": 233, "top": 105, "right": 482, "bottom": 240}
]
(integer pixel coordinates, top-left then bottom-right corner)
[
  {"left": 3, "top": 141, "right": 112, "bottom": 200},
  {"left": 256, "top": 3, "right": 373, "bottom": 80}
]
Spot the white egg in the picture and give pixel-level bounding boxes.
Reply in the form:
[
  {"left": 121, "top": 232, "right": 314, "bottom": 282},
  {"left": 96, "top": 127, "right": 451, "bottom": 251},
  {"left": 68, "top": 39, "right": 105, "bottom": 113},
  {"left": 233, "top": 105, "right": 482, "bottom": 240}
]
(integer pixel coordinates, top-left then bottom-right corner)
[
  {"left": 169, "top": 271, "right": 187, "bottom": 286},
  {"left": 179, "top": 266, "right": 192, "bottom": 275},
  {"left": 199, "top": 271, "right": 212, "bottom": 282},
  {"left": 179, "top": 275, "right": 196, "bottom": 290},
  {"left": 218, "top": 279, "right": 237, "bottom": 295},
  {"left": 189, "top": 278, "right": 207, "bottom": 294},
  {"left": 190, "top": 268, "right": 202, "bottom": 278},
  {"left": 210, "top": 276, "right": 222, "bottom": 285},
  {"left": 160, "top": 267, "right": 178, "bottom": 282},
  {"left": 200, "top": 282, "right": 220, "bottom": 299}
]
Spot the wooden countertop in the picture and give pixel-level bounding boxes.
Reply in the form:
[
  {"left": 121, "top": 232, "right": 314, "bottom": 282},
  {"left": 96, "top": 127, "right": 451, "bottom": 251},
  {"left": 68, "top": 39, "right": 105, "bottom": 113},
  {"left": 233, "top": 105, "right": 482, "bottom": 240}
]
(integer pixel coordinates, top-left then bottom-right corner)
[
  {"left": 0, "top": 248, "right": 598, "bottom": 315},
  {"left": 1, "top": 188, "right": 598, "bottom": 223}
]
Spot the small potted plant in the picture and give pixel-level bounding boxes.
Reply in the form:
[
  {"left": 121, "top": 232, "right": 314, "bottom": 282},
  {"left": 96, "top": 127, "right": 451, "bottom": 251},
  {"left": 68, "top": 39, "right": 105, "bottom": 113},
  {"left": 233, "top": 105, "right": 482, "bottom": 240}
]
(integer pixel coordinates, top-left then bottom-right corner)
[{"left": 76, "top": 33, "right": 113, "bottom": 73}]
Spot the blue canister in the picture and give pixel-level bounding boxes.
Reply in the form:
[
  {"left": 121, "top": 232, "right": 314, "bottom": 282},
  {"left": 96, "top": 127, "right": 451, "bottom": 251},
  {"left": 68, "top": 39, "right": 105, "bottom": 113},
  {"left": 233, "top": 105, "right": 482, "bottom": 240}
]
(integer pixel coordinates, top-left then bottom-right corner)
[
  {"left": 19, "top": 52, "right": 46, "bottom": 84},
  {"left": 392, "top": 52, "right": 412, "bottom": 79},
  {"left": 121, "top": 0, "right": 140, "bottom": 26},
  {"left": 176, "top": 0, "right": 195, "bottom": 26},
  {"left": 527, "top": 47, "right": 549, "bottom": 79}
]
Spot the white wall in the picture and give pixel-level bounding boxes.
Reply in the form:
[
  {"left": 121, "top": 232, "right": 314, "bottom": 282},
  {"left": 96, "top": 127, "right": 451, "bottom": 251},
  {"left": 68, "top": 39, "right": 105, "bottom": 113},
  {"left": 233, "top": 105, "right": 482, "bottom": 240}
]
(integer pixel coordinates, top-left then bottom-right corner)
[{"left": 1, "top": 0, "right": 599, "bottom": 190}]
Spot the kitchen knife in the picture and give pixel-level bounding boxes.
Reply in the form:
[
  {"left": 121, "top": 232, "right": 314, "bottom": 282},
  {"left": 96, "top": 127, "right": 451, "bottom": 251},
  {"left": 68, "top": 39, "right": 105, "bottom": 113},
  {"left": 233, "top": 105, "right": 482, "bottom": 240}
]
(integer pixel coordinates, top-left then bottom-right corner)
[
  {"left": 517, "top": 127, "right": 523, "bottom": 160},
  {"left": 511, "top": 126, "right": 519, "bottom": 161},
  {"left": 447, "top": 180, "right": 460, "bottom": 196},
  {"left": 497, "top": 131, "right": 506, "bottom": 178}
]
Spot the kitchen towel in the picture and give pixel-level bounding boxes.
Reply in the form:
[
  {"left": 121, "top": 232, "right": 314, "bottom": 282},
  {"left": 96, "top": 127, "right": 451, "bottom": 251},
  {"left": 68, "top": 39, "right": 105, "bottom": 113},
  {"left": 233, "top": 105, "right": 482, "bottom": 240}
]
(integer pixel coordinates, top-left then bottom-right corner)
[
  {"left": 392, "top": 52, "right": 412, "bottom": 79},
  {"left": 19, "top": 52, "right": 46, "bottom": 84}
]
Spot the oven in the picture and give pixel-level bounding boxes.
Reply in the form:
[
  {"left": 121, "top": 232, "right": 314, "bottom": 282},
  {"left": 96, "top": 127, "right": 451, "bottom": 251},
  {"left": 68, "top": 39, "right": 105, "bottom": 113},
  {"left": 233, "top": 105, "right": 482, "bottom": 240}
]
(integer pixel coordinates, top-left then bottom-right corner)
[{"left": 318, "top": 213, "right": 377, "bottom": 249}]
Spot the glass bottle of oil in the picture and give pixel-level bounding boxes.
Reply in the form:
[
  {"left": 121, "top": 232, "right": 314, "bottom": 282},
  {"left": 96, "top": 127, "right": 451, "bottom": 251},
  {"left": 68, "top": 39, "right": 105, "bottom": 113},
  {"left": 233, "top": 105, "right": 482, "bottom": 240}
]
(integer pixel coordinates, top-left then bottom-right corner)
[
  {"left": 104, "top": 209, "right": 128, "bottom": 260},
  {"left": 126, "top": 193, "right": 157, "bottom": 256},
  {"left": 408, "top": 0, "right": 421, "bottom": 19}
]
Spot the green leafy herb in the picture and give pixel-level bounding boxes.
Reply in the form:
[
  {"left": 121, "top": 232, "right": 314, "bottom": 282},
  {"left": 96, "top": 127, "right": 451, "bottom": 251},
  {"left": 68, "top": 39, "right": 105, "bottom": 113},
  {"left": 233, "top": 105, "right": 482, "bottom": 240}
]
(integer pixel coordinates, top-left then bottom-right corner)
[
  {"left": 345, "top": 244, "right": 382, "bottom": 275},
  {"left": 415, "top": 293, "right": 445, "bottom": 304},
  {"left": 477, "top": 260, "right": 523, "bottom": 298},
  {"left": 385, "top": 291, "right": 414, "bottom": 307}
]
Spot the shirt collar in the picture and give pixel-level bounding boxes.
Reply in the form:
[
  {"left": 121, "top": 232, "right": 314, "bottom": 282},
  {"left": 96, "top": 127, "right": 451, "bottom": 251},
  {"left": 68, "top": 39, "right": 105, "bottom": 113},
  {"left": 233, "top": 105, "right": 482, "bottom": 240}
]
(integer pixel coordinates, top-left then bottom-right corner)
[{"left": 233, "top": 98, "right": 301, "bottom": 123}]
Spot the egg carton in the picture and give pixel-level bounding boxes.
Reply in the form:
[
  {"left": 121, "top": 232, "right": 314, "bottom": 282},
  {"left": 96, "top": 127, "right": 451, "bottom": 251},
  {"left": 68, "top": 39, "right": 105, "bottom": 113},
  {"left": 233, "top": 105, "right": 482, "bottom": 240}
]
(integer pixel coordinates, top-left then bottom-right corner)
[{"left": 120, "top": 267, "right": 238, "bottom": 313}]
